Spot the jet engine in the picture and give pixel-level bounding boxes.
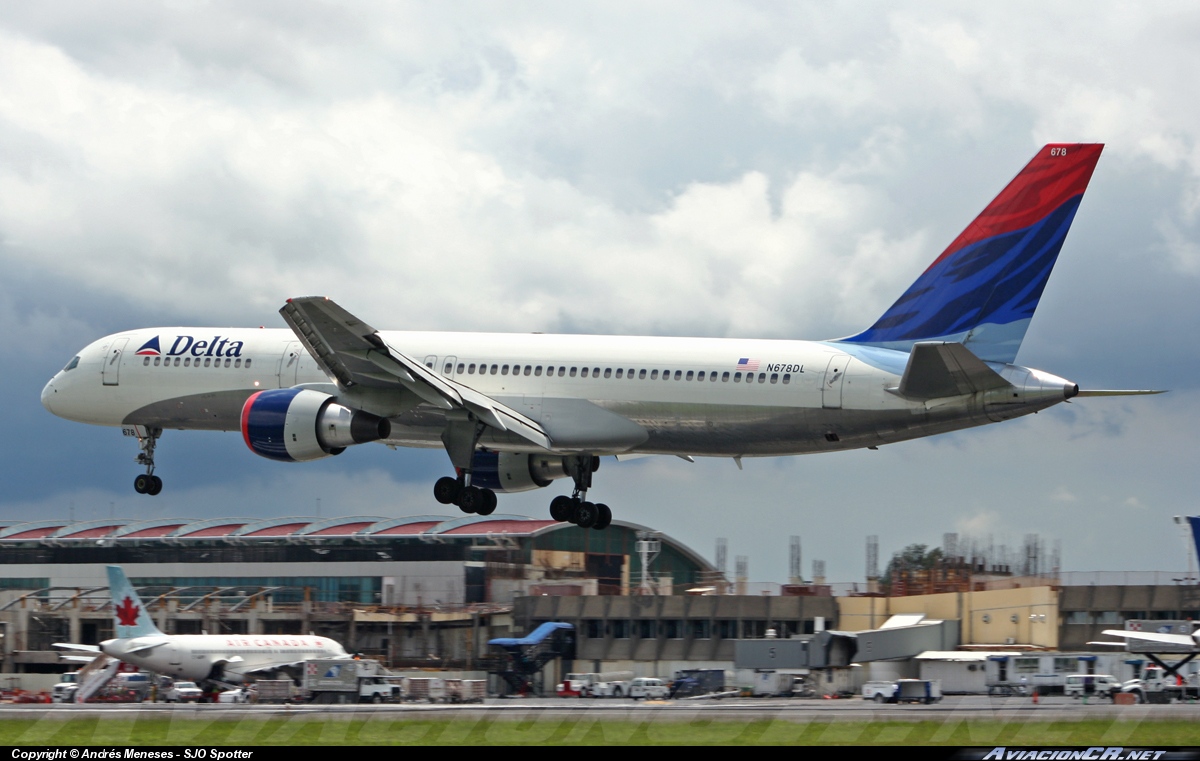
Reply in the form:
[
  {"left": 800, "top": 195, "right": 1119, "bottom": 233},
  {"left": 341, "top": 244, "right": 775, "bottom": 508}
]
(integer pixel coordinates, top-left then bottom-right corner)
[
  {"left": 469, "top": 451, "right": 588, "bottom": 493},
  {"left": 241, "top": 388, "right": 391, "bottom": 462}
]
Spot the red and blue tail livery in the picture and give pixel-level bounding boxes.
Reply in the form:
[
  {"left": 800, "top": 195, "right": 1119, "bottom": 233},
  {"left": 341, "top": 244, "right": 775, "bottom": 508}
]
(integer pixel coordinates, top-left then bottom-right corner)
[{"left": 841, "top": 144, "right": 1103, "bottom": 363}]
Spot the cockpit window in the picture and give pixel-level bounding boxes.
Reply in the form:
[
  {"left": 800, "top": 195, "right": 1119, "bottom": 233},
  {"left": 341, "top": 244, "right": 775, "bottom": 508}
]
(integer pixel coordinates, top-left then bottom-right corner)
[{"left": 63, "top": 356, "right": 80, "bottom": 372}]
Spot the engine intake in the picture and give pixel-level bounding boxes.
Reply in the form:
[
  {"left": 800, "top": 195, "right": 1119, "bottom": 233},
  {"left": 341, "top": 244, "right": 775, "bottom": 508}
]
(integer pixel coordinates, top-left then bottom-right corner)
[{"left": 241, "top": 388, "right": 390, "bottom": 462}]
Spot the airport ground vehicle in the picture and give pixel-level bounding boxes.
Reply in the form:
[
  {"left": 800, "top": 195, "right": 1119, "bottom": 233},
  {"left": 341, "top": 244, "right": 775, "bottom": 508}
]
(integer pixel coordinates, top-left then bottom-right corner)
[
  {"left": 445, "top": 679, "right": 487, "bottom": 703},
  {"left": 629, "top": 677, "right": 670, "bottom": 700},
  {"left": 51, "top": 673, "right": 79, "bottom": 703},
  {"left": 670, "top": 669, "right": 726, "bottom": 698},
  {"left": 1119, "top": 666, "right": 1200, "bottom": 704},
  {"left": 1064, "top": 674, "right": 1120, "bottom": 699},
  {"left": 303, "top": 659, "right": 399, "bottom": 704},
  {"left": 863, "top": 680, "right": 899, "bottom": 703},
  {"left": 895, "top": 679, "right": 942, "bottom": 704},
  {"left": 751, "top": 672, "right": 799, "bottom": 697},
  {"left": 163, "top": 680, "right": 203, "bottom": 703},
  {"left": 217, "top": 687, "right": 252, "bottom": 703},
  {"left": 556, "top": 671, "right": 634, "bottom": 698},
  {"left": 404, "top": 677, "right": 445, "bottom": 702},
  {"left": 252, "top": 680, "right": 297, "bottom": 704}
]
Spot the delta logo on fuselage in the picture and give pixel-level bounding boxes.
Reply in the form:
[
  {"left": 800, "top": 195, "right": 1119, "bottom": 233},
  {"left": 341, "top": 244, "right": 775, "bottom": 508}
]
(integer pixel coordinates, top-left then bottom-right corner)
[{"left": 135, "top": 335, "right": 245, "bottom": 358}]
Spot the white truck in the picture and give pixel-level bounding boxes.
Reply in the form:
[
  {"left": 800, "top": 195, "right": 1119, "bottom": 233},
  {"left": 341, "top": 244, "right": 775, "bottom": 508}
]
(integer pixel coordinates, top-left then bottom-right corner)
[
  {"left": 557, "top": 671, "right": 634, "bottom": 698},
  {"left": 51, "top": 672, "right": 80, "bottom": 703},
  {"left": 895, "top": 679, "right": 942, "bottom": 704},
  {"left": 1120, "top": 666, "right": 1200, "bottom": 704},
  {"left": 162, "top": 680, "right": 203, "bottom": 703},
  {"left": 303, "top": 659, "right": 400, "bottom": 704},
  {"left": 1064, "top": 674, "right": 1121, "bottom": 700},
  {"left": 862, "top": 680, "right": 898, "bottom": 703},
  {"left": 628, "top": 677, "right": 670, "bottom": 700}
]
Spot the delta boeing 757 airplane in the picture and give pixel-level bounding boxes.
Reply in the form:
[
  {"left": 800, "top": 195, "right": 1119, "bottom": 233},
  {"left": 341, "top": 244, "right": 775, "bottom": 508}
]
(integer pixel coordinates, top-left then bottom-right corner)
[{"left": 41, "top": 144, "right": 1157, "bottom": 530}]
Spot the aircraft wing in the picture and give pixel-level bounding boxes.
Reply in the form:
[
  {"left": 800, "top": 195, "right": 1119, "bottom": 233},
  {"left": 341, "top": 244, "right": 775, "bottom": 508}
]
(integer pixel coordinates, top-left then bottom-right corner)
[
  {"left": 894, "top": 342, "right": 1013, "bottom": 400},
  {"left": 1094, "top": 629, "right": 1199, "bottom": 648},
  {"left": 279, "top": 297, "right": 552, "bottom": 450},
  {"left": 242, "top": 654, "right": 353, "bottom": 679}
]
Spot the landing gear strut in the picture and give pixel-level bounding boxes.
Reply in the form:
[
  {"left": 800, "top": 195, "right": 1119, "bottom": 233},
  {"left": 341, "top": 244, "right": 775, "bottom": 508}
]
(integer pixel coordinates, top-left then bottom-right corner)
[
  {"left": 548, "top": 455, "right": 611, "bottom": 530},
  {"left": 432, "top": 415, "right": 497, "bottom": 515},
  {"left": 132, "top": 427, "right": 163, "bottom": 496}
]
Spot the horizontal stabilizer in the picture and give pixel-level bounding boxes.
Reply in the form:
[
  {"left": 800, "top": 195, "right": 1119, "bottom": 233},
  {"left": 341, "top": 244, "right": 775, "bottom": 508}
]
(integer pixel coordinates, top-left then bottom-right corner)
[
  {"left": 1077, "top": 389, "right": 1167, "bottom": 397},
  {"left": 894, "top": 342, "right": 1013, "bottom": 400}
]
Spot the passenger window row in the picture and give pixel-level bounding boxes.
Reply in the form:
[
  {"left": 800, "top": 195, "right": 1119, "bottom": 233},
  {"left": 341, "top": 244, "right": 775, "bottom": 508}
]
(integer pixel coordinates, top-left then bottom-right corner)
[
  {"left": 431, "top": 361, "right": 791, "bottom": 385},
  {"left": 145, "top": 356, "right": 252, "bottom": 369}
]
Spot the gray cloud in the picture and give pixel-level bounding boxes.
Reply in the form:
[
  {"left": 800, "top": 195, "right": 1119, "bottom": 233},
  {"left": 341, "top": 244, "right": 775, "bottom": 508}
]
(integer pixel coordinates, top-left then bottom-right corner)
[{"left": 4, "top": 2, "right": 1197, "bottom": 583}]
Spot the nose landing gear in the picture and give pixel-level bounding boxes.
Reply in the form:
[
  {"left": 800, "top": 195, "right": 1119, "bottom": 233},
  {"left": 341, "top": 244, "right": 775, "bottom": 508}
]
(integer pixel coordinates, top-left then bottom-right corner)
[{"left": 130, "top": 427, "right": 163, "bottom": 496}]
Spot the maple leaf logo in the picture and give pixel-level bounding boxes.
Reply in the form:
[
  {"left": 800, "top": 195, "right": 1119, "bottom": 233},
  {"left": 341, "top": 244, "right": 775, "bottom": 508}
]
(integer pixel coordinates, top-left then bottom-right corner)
[{"left": 115, "top": 596, "right": 141, "bottom": 627}]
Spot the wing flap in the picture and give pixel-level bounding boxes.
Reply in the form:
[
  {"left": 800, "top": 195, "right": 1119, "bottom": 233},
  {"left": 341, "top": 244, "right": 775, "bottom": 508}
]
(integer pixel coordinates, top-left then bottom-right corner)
[{"left": 894, "top": 342, "right": 1014, "bottom": 400}]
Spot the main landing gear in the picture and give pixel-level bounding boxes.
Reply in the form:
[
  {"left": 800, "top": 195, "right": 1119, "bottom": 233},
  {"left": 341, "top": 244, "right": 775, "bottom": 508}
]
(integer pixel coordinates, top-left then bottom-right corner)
[
  {"left": 548, "top": 455, "right": 611, "bottom": 531},
  {"left": 433, "top": 475, "right": 498, "bottom": 516},
  {"left": 131, "top": 427, "right": 163, "bottom": 496},
  {"left": 433, "top": 414, "right": 497, "bottom": 515}
]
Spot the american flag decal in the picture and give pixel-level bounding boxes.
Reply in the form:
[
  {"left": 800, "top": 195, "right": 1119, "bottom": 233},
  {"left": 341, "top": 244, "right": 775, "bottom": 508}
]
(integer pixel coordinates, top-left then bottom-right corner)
[{"left": 736, "top": 358, "right": 759, "bottom": 371}]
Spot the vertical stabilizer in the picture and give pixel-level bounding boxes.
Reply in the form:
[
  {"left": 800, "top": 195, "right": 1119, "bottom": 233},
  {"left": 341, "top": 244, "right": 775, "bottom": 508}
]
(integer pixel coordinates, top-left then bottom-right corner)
[
  {"left": 107, "top": 565, "right": 164, "bottom": 638},
  {"left": 840, "top": 144, "right": 1103, "bottom": 363}
]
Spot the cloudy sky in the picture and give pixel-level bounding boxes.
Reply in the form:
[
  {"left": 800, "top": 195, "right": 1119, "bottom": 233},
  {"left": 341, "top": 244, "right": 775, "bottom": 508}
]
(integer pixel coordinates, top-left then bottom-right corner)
[{"left": 4, "top": 2, "right": 1200, "bottom": 583}]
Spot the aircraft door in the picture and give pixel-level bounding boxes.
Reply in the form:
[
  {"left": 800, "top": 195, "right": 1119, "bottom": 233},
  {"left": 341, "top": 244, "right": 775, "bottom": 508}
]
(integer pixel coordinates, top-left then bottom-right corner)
[
  {"left": 821, "top": 354, "right": 850, "bottom": 409},
  {"left": 443, "top": 355, "right": 458, "bottom": 377},
  {"left": 278, "top": 341, "right": 302, "bottom": 387},
  {"left": 423, "top": 355, "right": 438, "bottom": 370},
  {"left": 102, "top": 337, "right": 129, "bottom": 386}
]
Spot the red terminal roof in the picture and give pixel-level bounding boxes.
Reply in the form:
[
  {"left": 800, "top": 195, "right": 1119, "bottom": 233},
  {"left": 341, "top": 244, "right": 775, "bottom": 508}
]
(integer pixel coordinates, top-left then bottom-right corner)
[
  {"left": 176, "top": 523, "right": 247, "bottom": 538},
  {"left": 440, "top": 520, "right": 558, "bottom": 535},
  {"left": 240, "top": 522, "right": 311, "bottom": 538},
  {"left": 373, "top": 521, "right": 442, "bottom": 536},
  {"left": 58, "top": 526, "right": 122, "bottom": 539},
  {"left": 307, "top": 521, "right": 376, "bottom": 536},
  {"left": 5, "top": 526, "right": 65, "bottom": 540},
  {"left": 121, "top": 524, "right": 188, "bottom": 538}
]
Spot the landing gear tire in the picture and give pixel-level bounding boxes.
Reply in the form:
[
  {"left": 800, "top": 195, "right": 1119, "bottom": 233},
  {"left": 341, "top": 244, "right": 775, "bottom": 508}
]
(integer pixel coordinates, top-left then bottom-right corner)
[
  {"left": 575, "top": 501, "right": 598, "bottom": 529},
  {"left": 457, "top": 486, "right": 482, "bottom": 514},
  {"left": 476, "top": 489, "right": 498, "bottom": 516},
  {"left": 593, "top": 503, "right": 612, "bottom": 530},
  {"left": 147, "top": 475, "right": 163, "bottom": 496},
  {"left": 134, "top": 474, "right": 150, "bottom": 494},
  {"left": 434, "top": 477, "right": 461, "bottom": 505},
  {"left": 549, "top": 495, "right": 574, "bottom": 522}
]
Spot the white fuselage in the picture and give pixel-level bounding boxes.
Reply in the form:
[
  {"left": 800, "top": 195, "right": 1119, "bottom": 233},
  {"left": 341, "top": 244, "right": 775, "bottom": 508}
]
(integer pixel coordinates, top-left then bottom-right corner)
[
  {"left": 42, "top": 327, "right": 1076, "bottom": 457},
  {"left": 99, "top": 633, "right": 347, "bottom": 683}
]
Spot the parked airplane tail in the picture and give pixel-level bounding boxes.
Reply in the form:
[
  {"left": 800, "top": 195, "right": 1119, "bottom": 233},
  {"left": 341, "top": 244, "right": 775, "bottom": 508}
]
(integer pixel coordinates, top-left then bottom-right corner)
[
  {"left": 107, "top": 565, "right": 165, "bottom": 639},
  {"left": 840, "top": 143, "right": 1103, "bottom": 363}
]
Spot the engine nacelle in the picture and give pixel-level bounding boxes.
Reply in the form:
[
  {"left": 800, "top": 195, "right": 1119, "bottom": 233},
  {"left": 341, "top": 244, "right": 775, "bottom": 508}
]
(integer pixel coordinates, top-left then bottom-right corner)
[
  {"left": 241, "top": 388, "right": 391, "bottom": 462},
  {"left": 469, "top": 452, "right": 584, "bottom": 493}
]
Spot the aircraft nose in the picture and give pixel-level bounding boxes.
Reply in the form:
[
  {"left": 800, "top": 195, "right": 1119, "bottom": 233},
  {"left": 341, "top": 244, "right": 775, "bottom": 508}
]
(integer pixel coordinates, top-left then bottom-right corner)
[{"left": 40, "top": 379, "right": 57, "bottom": 414}]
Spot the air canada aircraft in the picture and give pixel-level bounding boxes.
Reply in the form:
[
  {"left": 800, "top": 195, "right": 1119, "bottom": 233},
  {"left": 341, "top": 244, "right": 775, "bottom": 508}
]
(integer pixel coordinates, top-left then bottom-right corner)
[
  {"left": 55, "top": 566, "right": 349, "bottom": 690},
  {"left": 41, "top": 143, "right": 1159, "bottom": 530}
]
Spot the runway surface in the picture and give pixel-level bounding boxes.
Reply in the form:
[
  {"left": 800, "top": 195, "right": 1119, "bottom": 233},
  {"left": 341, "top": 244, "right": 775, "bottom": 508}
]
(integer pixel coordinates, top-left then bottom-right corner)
[{"left": 3, "top": 695, "right": 1194, "bottom": 722}]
